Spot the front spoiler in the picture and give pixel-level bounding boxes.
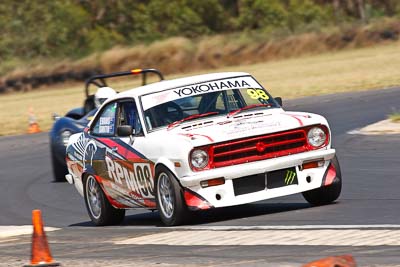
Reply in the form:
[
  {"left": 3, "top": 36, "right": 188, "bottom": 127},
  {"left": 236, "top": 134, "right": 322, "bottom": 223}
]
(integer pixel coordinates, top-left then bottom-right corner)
[
  {"left": 65, "top": 174, "right": 74, "bottom": 184},
  {"left": 179, "top": 148, "right": 336, "bottom": 208}
]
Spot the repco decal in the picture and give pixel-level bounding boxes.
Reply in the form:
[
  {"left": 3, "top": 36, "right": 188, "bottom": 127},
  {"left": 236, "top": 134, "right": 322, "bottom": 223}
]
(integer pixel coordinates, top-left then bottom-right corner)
[
  {"left": 105, "top": 156, "right": 154, "bottom": 199},
  {"left": 173, "top": 79, "right": 251, "bottom": 97}
]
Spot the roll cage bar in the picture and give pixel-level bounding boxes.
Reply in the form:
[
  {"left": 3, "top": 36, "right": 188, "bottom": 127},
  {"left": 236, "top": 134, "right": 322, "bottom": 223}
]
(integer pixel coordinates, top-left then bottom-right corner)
[{"left": 85, "top": 68, "right": 164, "bottom": 97}]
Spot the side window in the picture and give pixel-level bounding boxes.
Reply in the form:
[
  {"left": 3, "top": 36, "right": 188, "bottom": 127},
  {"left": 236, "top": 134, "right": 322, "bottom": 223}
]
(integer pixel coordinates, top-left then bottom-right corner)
[
  {"left": 91, "top": 102, "right": 117, "bottom": 136},
  {"left": 118, "top": 101, "right": 143, "bottom": 136}
]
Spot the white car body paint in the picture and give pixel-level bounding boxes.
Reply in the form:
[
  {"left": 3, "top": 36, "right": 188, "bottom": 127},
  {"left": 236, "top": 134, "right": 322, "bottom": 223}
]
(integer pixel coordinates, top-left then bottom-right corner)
[{"left": 66, "top": 72, "right": 336, "bottom": 210}]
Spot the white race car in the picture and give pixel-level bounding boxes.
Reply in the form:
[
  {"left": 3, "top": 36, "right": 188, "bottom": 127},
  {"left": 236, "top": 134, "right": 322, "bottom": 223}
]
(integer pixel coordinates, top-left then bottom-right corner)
[{"left": 65, "top": 69, "right": 341, "bottom": 226}]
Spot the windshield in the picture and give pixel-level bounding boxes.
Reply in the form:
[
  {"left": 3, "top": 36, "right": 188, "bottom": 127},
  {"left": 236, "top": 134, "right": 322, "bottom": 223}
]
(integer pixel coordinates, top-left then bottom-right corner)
[{"left": 141, "top": 76, "right": 279, "bottom": 131}]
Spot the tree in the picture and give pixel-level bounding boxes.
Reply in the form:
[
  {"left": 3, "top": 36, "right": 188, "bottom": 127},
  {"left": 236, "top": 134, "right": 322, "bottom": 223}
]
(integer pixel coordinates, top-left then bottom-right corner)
[
  {"left": 237, "top": 0, "right": 287, "bottom": 30},
  {"left": 286, "top": 0, "right": 329, "bottom": 31},
  {"left": 355, "top": 0, "right": 367, "bottom": 24}
]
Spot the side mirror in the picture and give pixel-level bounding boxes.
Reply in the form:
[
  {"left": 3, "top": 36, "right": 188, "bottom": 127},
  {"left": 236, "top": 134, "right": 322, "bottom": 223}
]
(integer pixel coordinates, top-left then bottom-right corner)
[
  {"left": 117, "top": 125, "right": 134, "bottom": 137},
  {"left": 52, "top": 113, "right": 60, "bottom": 121},
  {"left": 274, "top": 97, "right": 283, "bottom": 107}
]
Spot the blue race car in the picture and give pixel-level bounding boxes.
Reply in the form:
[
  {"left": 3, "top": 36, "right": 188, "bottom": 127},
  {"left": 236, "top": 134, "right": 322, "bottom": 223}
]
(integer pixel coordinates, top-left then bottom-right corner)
[{"left": 49, "top": 68, "right": 164, "bottom": 181}]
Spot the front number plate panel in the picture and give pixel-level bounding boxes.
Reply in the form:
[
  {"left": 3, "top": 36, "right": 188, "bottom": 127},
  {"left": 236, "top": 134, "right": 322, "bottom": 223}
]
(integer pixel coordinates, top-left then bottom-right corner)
[
  {"left": 233, "top": 167, "right": 298, "bottom": 196},
  {"left": 266, "top": 167, "right": 298, "bottom": 189}
]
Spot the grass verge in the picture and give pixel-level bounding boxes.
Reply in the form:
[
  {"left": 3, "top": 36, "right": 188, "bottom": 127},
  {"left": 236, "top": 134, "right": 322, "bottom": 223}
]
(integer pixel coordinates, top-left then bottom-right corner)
[
  {"left": 388, "top": 112, "right": 400, "bottom": 123},
  {"left": 1, "top": 40, "right": 400, "bottom": 136}
]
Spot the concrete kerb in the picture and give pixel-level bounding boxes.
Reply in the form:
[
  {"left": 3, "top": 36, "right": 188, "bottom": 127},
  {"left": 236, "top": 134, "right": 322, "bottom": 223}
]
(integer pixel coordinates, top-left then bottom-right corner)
[{"left": 358, "top": 119, "right": 400, "bottom": 135}]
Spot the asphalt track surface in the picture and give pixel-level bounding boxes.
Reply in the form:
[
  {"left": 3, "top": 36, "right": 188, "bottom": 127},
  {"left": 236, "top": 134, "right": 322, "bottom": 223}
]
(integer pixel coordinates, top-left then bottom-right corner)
[{"left": 1, "top": 88, "right": 400, "bottom": 266}]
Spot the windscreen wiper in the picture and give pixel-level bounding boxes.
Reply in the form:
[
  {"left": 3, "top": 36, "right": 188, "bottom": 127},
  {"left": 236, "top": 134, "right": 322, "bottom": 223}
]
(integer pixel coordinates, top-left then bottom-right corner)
[
  {"left": 167, "top": 112, "right": 219, "bottom": 130},
  {"left": 227, "top": 104, "right": 272, "bottom": 118}
]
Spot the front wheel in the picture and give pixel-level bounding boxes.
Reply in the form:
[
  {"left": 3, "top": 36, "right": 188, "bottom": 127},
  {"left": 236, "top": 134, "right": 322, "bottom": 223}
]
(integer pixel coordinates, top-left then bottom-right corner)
[
  {"left": 302, "top": 156, "right": 342, "bottom": 206},
  {"left": 84, "top": 175, "right": 125, "bottom": 226},
  {"left": 155, "top": 167, "right": 190, "bottom": 226}
]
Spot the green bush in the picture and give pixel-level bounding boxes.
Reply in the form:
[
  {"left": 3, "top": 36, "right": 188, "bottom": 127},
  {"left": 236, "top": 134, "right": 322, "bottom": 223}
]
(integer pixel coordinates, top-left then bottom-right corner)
[
  {"left": 287, "top": 0, "right": 330, "bottom": 32},
  {"left": 237, "top": 0, "right": 288, "bottom": 30}
]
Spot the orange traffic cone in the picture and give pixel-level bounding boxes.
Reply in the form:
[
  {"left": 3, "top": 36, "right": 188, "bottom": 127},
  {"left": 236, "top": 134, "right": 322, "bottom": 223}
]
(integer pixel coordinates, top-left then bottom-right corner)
[
  {"left": 24, "top": 210, "right": 60, "bottom": 267},
  {"left": 302, "top": 255, "right": 356, "bottom": 267},
  {"left": 27, "top": 107, "right": 41, "bottom": 134}
]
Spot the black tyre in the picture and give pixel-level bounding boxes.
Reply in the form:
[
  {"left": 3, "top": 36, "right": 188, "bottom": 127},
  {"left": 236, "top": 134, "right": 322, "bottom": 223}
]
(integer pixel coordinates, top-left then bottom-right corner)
[
  {"left": 50, "top": 146, "right": 68, "bottom": 182},
  {"left": 155, "top": 166, "right": 190, "bottom": 226},
  {"left": 83, "top": 174, "right": 125, "bottom": 226},
  {"left": 302, "top": 156, "right": 342, "bottom": 206}
]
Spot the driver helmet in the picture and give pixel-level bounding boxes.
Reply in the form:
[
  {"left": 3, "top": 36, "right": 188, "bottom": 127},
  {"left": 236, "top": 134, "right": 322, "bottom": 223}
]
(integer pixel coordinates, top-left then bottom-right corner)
[{"left": 94, "top": 87, "right": 117, "bottom": 107}]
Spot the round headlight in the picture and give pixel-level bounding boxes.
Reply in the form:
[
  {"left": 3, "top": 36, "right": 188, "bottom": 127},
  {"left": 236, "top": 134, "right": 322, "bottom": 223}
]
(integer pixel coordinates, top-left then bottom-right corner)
[
  {"left": 307, "top": 127, "right": 326, "bottom": 147},
  {"left": 61, "top": 130, "right": 72, "bottom": 147},
  {"left": 190, "top": 149, "right": 209, "bottom": 169}
]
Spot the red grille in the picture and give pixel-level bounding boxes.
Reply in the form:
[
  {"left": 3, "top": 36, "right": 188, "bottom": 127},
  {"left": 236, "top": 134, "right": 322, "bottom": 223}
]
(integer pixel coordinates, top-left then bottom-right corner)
[{"left": 208, "top": 126, "right": 326, "bottom": 168}]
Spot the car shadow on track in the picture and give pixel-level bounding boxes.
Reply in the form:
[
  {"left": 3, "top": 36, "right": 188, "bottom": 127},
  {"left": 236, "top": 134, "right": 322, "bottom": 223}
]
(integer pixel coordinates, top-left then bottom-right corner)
[
  {"left": 191, "top": 202, "right": 312, "bottom": 225},
  {"left": 69, "top": 202, "right": 315, "bottom": 227}
]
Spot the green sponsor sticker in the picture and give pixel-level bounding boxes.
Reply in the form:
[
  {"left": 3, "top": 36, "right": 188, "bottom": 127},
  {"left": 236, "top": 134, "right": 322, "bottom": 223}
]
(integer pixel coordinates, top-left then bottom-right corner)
[{"left": 284, "top": 170, "right": 296, "bottom": 185}]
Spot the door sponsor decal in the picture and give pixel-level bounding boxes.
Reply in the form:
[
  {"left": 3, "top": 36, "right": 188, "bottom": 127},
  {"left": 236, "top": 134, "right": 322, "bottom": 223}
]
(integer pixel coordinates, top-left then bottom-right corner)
[{"left": 105, "top": 156, "right": 154, "bottom": 199}]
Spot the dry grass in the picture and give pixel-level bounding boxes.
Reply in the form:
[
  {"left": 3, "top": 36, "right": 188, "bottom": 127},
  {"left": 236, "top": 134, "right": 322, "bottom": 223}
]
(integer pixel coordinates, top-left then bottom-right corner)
[
  {"left": 236, "top": 41, "right": 400, "bottom": 99},
  {"left": 0, "top": 84, "right": 85, "bottom": 136},
  {"left": 1, "top": 40, "right": 400, "bottom": 136}
]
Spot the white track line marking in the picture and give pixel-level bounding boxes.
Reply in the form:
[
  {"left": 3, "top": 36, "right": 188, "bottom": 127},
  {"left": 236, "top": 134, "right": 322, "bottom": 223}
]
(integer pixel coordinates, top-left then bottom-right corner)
[
  {"left": 0, "top": 226, "right": 60, "bottom": 239},
  {"left": 120, "top": 224, "right": 400, "bottom": 231},
  {"left": 172, "top": 224, "right": 400, "bottom": 230},
  {"left": 347, "top": 129, "right": 364, "bottom": 135},
  {"left": 115, "top": 229, "right": 400, "bottom": 246},
  {"left": 0, "top": 238, "right": 18, "bottom": 244}
]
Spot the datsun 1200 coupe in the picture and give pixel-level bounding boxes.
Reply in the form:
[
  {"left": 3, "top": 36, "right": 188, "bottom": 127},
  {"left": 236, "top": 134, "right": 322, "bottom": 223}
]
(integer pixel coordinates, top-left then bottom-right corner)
[{"left": 65, "top": 70, "right": 342, "bottom": 226}]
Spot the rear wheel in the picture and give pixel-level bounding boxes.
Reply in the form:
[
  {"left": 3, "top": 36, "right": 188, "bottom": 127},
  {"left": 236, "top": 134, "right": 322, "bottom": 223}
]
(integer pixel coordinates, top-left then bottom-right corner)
[
  {"left": 302, "top": 156, "right": 342, "bottom": 206},
  {"left": 84, "top": 175, "right": 125, "bottom": 226},
  {"left": 155, "top": 167, "right": 189, "bottom": 226}
]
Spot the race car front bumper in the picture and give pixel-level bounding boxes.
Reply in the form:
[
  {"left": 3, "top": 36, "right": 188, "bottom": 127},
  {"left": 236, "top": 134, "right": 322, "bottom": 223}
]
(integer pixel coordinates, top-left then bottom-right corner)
[{"left": 180, "top": 148, "right": 336, "bottom": 208}]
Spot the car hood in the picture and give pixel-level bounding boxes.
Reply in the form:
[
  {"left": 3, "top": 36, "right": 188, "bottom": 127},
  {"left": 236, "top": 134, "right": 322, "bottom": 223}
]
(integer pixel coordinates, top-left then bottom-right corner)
[{"left": 162, "top": 109, "right": 328, "bottom": 147}]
